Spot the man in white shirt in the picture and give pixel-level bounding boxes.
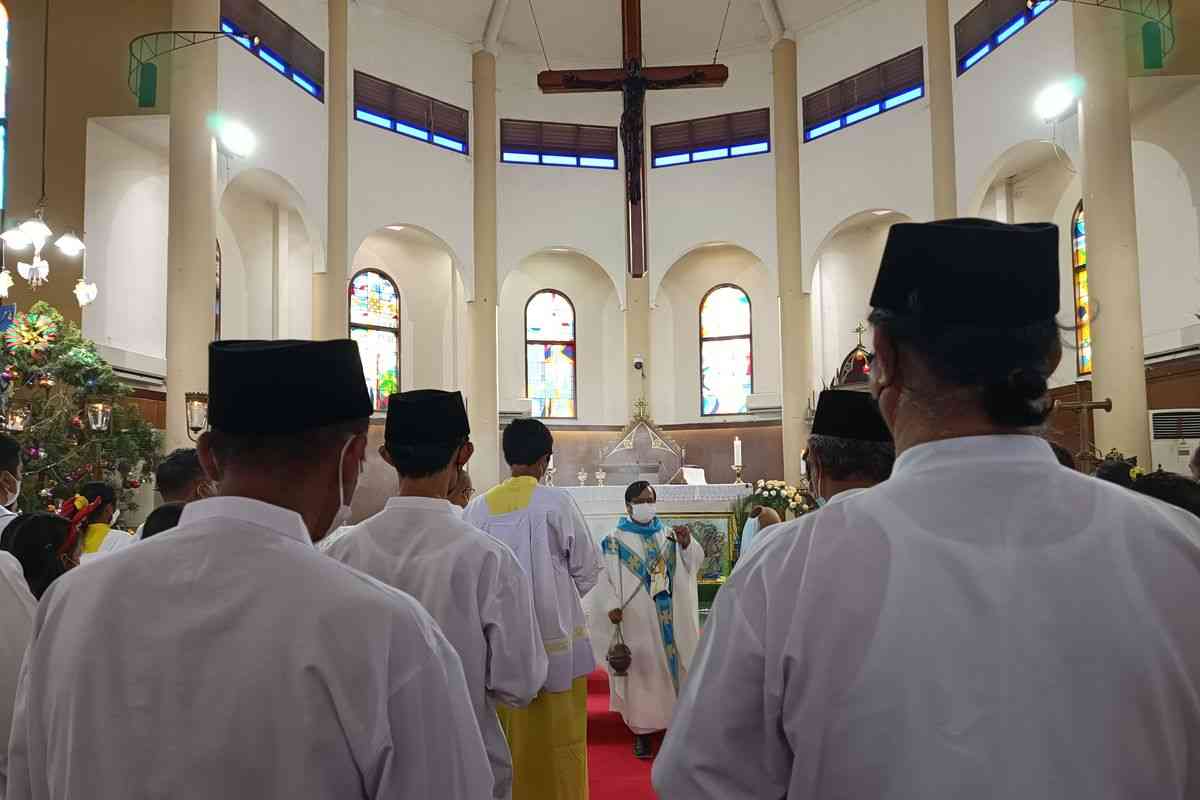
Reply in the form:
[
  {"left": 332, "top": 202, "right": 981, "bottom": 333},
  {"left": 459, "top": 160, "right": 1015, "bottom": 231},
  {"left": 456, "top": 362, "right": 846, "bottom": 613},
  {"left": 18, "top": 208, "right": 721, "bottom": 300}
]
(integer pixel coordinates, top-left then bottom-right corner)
[
  {"left": 466, "top": 417, "right": 604, "bottom": 800},
  {"left": 655, "top": 219, "right": 1200, "bottom": 799},
  {"left": 0, "top": 551, "right": 34, "bottom": 795},
  {"left": 8, "top": 339, "right": 492, "bottom": 800},
  {"left": 325, "top": 389, "right": 547, "bottom": 799}
]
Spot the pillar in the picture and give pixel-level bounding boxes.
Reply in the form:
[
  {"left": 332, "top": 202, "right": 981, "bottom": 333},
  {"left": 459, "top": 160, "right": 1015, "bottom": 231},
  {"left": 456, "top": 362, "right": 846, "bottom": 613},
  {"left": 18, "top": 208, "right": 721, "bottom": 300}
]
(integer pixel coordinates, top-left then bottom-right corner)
[
  {"left": 625, "top": 274, "right": 651, "bottom": 416},
  {"left": 772, "top": 38, "right": 815, "bottom": 487},
  {"left": 1074, "top": 4, "right": 1150, "bottom": 465},
  {"left": 165, "top": 0, "right": 219, "bottom": 449},
  {"left": 468, "top": 50, "right": 501, "bottom": 490},
  {"left": 314, "top": 0, "right": 350, "bottom": 340},
  {"left": 926, "top": 0, "right": 958, "bottom": 218},
  {"left": 272, "top": 204, "right": 290, "bottom": 337}
]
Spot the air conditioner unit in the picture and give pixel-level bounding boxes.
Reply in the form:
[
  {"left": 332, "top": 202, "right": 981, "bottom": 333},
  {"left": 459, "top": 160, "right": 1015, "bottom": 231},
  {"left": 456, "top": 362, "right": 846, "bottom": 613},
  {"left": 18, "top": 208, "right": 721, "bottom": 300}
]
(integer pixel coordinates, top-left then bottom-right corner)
[{"left": 1149, "top": 408, "right": 1200, "bottom": 473}]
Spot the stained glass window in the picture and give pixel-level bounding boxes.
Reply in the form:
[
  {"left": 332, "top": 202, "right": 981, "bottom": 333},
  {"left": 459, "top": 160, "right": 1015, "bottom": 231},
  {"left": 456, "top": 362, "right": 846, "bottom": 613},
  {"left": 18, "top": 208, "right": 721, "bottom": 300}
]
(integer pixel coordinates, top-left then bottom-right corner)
[
  {"left": 700, "top": 284, "right": 753, "bottom": 416},
  {"left": 1072, "top": 202, "right": 1091, "bottom": 375},
  {"left": 0, "top": 4, "right": 9, "bottom": 210},
  {"left": 349, "top": 269, "right": 400, "bottom": 411},
  {"left": 526, "top": 290, "right": 576, "bottom": 419}
]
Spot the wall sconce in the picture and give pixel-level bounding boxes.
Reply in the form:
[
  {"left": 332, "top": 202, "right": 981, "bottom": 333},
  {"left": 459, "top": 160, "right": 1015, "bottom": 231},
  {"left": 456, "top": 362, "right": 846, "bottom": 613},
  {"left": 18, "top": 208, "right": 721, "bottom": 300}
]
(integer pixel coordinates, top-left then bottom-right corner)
[
  {"left": 4, "top": 405, "right": 30, "bottom": 432},
  {"left": 185, "top": 392, "right": 209, "bottom": 442},
  {"left": 86, "top": 401, "right": 112, "bottom": 432}
]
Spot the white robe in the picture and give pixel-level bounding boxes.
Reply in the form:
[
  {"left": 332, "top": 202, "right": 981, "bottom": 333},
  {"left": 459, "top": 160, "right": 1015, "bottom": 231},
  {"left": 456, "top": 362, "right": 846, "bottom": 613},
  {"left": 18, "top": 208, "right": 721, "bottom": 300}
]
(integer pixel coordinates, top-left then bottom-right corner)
[
  {"left": 654, "top": 436, "right": 1200, "bottom": 799},
  {"left": 0, "top": 552, "right": 34, "bottom": 795},
  {"left": 323, "top": 496, "right": 548, "bottom": 800},
  {"left": 466, "top": 483, "right": 604, "bottom": 693},
  {"left": 7, "top": 496, "right": 493, "bottom": 800},
  {"left": 603, "top": 524, "right": 703, "bottom": 734}
]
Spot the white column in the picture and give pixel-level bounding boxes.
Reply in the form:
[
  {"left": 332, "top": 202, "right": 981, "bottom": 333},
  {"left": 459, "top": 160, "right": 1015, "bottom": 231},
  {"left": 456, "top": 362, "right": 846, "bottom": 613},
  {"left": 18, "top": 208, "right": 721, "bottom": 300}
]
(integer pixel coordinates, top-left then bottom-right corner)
[
  {"left": 1075, "top": 4, "right": 1150, "bottom": 465},
  {"left": 625, "top": 274, "right": 651, "bottom": 415},
  {"left": 314, "top": 0, "right": 350, "bottom": 340},
  {"left": 773, "top": 38, "right": 815, "bottom": 487},
  {"left": 165, "top": 0, "right": 219, "bottom": 449},
  {"left": 468, "top": 50, "right": 501, "bottom": 490},
  {"left": 272, "top": 204, "right": 290, "bottom": 337},
  {"left": 926, "top": 0, "right": 958, "bottom": 218}
]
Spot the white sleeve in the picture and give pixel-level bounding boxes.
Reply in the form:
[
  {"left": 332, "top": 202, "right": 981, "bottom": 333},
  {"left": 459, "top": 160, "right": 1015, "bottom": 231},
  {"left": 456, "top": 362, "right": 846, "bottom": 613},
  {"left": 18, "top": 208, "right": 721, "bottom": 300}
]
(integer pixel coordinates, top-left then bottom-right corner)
[
  {"left": 652, "top": 572, "right": 788, "bottom": 799},
  {"left": 561, "top": 495, "right": 603, "bottom": 598},
  {"left": 483, "top": 550, "right": 549, "bottom": 708},
  {"left": 370, "top": 617, "right": 493, "bottom": 799},
  {"left": 679, "top": 535, "right": 704, "bottom": 575},
  {"left": 5, "top": 638, "right": 33, "bottom": 799}
]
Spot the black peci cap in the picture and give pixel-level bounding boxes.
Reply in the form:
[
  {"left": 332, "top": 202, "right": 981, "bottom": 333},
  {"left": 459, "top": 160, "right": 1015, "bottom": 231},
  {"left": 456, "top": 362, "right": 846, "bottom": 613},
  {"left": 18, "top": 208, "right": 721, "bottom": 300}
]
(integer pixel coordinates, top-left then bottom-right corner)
[
  {"left": 385, "top": 389, "right": 470, "bottom": 446},
  {"left": 810, "top": 390, "right": 892, "bottom": 442},
  {"left": 208, "top": 340, "right": 373, "bottom": 435},
  {"left": 870, "top": 218, "right": 1060, "bottom": 326}
]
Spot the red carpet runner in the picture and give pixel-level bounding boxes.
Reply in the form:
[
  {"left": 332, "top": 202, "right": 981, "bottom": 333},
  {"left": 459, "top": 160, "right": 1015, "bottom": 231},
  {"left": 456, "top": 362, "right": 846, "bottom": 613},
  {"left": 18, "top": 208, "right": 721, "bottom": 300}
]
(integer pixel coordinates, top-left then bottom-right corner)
[{"left": 587, "top": 669, "right": 659, "bottom": 800}]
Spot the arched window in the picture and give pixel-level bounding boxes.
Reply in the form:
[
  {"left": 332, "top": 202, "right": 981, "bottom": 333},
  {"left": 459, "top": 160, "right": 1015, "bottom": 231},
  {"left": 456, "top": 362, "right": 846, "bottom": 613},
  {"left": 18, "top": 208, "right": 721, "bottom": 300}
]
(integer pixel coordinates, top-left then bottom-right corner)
[
  {"left": 1071, "top": 202, "right": 1091, "bottom": 375},
  {"left": 525, "top": 290, "right": 576, "bottom": 419},
  {"left": 700, "top": 284, "right": 753, "bottom": 416},
  {"left": 0, "top": 3, "right": 9, "bottom": 211},
  {"left": 349, "top": 269, "right": 401, "bottom": 412}
]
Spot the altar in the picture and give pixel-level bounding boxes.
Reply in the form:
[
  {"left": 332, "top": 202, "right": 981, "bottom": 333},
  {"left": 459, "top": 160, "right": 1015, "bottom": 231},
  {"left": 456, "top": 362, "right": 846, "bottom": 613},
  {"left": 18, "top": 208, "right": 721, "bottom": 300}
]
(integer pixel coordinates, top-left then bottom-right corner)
[{"left": 568, "top": 482, "right": 751, "bottom": 663}]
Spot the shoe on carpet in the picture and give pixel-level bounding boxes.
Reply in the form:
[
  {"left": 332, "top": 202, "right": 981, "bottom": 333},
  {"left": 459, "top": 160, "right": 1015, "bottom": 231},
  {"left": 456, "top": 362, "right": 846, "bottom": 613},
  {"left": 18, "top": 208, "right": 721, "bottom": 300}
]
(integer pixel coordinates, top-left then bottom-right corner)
[{"left": 633, "top": 734, "right": 653, "bottom": 760}]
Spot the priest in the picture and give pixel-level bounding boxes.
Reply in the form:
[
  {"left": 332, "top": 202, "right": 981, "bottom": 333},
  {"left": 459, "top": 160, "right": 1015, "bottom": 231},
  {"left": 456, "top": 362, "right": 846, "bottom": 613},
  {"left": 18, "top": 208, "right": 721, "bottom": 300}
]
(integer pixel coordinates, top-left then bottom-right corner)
[
  {"left": 466, "top": 417, "right": 603, "bottom": 800},
  {"left": 654, "top": 219, "right": 1200, "bottom": 798},
  {"left": 324, "top": 389, "right": 547, "bottom": 800},
  {"left": 8, "top": 340, "right": 492, "bottom": 799},
  {"left": 603, "top": 481, "right": 703, "bottom": 759}
]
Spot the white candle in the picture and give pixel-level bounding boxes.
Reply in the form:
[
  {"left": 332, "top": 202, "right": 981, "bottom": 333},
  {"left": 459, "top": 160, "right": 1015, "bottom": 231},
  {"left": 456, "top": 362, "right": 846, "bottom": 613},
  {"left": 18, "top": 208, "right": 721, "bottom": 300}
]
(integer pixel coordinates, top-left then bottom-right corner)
[{"left": 733, "top": 437, "right": 743, "bottom": 467}]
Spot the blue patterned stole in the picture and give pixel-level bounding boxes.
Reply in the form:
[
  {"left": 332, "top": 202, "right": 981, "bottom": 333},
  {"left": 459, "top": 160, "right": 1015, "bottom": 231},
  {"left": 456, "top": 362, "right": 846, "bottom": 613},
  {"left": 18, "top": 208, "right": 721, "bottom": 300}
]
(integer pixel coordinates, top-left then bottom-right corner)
[{"left": 603, "top": 519, "right": 680, "bottom": 694}]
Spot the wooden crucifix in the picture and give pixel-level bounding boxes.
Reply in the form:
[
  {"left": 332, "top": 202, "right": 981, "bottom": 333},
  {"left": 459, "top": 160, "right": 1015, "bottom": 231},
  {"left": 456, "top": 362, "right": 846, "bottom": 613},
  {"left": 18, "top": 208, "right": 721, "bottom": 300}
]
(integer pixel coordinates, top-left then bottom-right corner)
[{"left": 537, "top": 0, "right": 729, "bottom": 278}]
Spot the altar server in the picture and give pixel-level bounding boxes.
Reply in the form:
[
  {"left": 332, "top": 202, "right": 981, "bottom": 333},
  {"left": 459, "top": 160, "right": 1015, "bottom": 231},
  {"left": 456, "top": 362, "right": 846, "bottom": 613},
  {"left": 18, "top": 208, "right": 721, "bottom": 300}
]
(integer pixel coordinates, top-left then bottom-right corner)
[
  {"left": 325, "top": 389, "right": 547, "bottom": 800},
  {"left": 466, "top": 417, "right": 603, "bottom": 800},
  {"left": 655, "top": 219, "right": 1200, "bottom": 799},
  {"left": 8, "top": 340, "right": 491, "bottom": 800},
  {"left": 602, "top": 481, "right": 703, "bottom": 759}
]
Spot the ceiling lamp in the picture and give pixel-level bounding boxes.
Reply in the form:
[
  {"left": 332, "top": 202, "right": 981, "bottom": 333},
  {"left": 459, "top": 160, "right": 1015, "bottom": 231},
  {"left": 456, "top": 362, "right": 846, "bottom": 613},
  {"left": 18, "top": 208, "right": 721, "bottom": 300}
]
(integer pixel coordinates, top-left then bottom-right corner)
[
  {"left": 0, "top": 0, "right": 90, "bottom": 301},
  {"left": 214, "top": 117, "right": 257, "bottom": 158},
  {"left": 73, "top": 277, "right": 98, "bottom": 307},
  {"left": 1034, "top": 77, "right": 1083, "bottom": 123}
]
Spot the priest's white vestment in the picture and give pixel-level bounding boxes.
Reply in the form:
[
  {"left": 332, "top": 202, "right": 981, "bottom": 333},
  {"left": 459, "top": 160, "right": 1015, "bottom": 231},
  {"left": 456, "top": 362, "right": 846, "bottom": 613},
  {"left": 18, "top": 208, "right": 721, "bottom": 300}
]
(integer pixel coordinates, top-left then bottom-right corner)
[
  {"left": 324, "top": 496, "right": 548, "bottom": 800},
  {"left": 602, "top": 519, "right": 703, "bottom": 734},
  {"left": 7, "top": 497, "right": 493, "bottom": 800},
  {"left": 655, "top": 436, "right": 1200, "bottom": 799}
]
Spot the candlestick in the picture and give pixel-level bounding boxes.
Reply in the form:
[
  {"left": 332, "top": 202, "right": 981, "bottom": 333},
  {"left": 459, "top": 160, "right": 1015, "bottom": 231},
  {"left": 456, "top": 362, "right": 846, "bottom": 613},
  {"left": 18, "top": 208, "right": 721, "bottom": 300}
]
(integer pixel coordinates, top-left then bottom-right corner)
[
  {"left": 731, "top": 465, "right": 746, "bottom": 486},
  {"left": 733, "top": 436, "right": 743, "bottom": 468},
  {"left": 577, "top": 468, "right": 589, "bottom": 486}
]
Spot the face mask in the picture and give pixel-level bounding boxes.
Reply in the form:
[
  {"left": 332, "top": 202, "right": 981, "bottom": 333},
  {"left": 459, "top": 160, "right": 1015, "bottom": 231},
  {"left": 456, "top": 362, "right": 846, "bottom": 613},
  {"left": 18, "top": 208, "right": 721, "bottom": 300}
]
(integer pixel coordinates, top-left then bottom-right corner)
[
  {"left": 325, "top": 436, "right": 361, "bottom": 538},
  {"left": 630, "top": 502, "right": 657, "bottom": 525}
]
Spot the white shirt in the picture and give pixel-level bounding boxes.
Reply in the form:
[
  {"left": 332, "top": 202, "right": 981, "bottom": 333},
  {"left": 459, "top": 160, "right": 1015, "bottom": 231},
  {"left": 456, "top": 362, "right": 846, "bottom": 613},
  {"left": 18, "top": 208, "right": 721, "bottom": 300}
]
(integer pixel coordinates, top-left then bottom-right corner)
[
  {"left": 7, "top": 496, "right": 492, "bottom": 800},
  {"left": 467, "top": 481, "right": 604, "bottom": 693},
  {"left": 0, "top": 507, "right": 17, "bottom": 540},
  {"left": 655, "top": 436, "right": 1200, "bottom": 799},
  {"left": 324, "top": 496, "right": 547, "bottom": 800},
  {"left": 0, "top": 552, "right": 34, "bottom": 795}
]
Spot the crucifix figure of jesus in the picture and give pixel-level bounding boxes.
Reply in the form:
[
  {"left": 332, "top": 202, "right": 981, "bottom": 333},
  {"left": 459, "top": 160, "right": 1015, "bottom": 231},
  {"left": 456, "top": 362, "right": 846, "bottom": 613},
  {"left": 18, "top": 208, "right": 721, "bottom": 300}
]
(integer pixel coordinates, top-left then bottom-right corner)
[{"left": 537, "top": 0, "right": 729, "bottom": 278}]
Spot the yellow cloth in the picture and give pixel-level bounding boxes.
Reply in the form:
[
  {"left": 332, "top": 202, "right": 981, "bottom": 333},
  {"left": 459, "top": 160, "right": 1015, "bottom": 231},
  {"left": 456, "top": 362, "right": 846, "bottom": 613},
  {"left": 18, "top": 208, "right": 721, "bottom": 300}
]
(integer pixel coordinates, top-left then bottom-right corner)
[
  {"left": 484, "top": 476, "right": 539, "bottom": 515},
  {"left": 81, "top": 523, "right": 111, "bottom": 555},
  {"left": 498, "top": 676, "right": 588, "bottom": 800}
]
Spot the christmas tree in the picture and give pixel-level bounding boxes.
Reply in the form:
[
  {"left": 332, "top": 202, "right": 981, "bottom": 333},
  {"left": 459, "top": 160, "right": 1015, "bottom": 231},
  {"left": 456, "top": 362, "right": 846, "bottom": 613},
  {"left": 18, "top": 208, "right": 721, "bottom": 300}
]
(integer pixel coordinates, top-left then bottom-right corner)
[{"left": 0, "top": 302, "right": 162, "bottom": 513}]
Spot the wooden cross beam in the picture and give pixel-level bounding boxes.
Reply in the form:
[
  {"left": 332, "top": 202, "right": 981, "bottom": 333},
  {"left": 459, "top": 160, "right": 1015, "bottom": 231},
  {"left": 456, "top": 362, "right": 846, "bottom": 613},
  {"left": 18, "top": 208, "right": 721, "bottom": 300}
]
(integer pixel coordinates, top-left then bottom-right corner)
[{"left": 536, "top": 0, "right": 729, "bottom": 277}]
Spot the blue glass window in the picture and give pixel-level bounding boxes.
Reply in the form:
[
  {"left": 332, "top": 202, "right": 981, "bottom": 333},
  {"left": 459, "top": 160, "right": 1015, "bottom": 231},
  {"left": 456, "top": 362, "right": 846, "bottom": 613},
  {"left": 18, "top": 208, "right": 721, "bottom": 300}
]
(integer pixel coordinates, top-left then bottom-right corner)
[
  {"left": 956, "top": 0, "right": 1056, "bottom": 75},
  {"left": 221, "top": 17, "right": 323, "bottom": 101}
]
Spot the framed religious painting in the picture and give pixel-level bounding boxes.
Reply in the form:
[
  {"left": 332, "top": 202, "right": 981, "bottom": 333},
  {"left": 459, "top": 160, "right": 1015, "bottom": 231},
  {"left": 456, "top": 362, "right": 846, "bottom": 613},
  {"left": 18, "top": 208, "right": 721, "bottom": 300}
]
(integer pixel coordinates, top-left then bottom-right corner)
[{"left": 659, "top": 512, "right": 735, "bottom": 585}]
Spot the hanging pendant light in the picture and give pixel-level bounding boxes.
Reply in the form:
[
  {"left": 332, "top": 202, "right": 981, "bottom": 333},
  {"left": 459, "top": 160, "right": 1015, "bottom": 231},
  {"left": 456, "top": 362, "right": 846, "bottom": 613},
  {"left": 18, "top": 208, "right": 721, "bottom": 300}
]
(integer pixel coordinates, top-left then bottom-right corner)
[{"left": 0, "top": 0, "right": 89, "bottom": 293}]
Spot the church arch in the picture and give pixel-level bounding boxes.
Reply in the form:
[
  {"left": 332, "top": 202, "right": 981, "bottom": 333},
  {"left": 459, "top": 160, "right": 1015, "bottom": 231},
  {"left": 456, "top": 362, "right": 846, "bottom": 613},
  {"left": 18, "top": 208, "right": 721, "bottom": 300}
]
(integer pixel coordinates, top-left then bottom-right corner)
[
  {"left": 524, "top": 289, "right": 578, "bottom": 419},
  {"left": 966, "top": 140, "right": 1076, "bottom": 221},
  {"left": 699, "top": 284, "right": 753, "bottom": 417},
  {"left": 349, "top": 268, "right": 402, "bottom": 412}
]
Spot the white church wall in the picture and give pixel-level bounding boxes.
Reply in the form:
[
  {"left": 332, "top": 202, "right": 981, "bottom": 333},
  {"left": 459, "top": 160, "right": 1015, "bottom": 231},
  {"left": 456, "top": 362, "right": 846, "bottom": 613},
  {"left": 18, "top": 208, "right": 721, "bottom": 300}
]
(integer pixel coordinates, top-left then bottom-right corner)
[
  {"left": 498, "top": 253, "right": 625, "bottom": 426},
  {"left": 496, "top": 58, "right": 626, "bottom": 302},
  {"left": 1132, "top": 81, "right": 1200, "bottom": 218},
  {"left": 653, "top": 245, "right": 780, "bottom": 425},
  {"left": 796, "top": 0, "right": 933, "bottom": 285},
  {"left": 353, "top": 232, "right": 458, "bottom": 392},
  {"left": 219, "top": 187, "right": 276, "bottom": 341},
  {"left": 951, "top": 0, "right": 1079, "bottom": 217},
  {"left": 349, "top": 6, "right": 474, "bottom": 295},
  {"left": 285, "top": 208, "right": 315, "bottom": 339},
  {"left": 217, "top": 38, "right": 328, "bottom": 255},
  {"left": 216, "top": 215, "right": 249, "bottom": 341},
  {"left": 82, "top": 117, "right": 170, "bottom": 374},
  {"left": 646, "top": 50, "right": 778, "bottom": 302},
  {"left": 813, "top": 221, "right": 892, "bottom": 384}
]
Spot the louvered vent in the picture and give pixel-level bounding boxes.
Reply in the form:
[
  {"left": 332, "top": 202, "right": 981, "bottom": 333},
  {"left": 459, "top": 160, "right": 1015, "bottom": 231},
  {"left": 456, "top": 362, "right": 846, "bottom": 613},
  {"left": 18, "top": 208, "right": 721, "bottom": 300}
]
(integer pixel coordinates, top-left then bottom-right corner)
[{"left": 1151, "top": 410, "right": 1200, "bottom": 440}]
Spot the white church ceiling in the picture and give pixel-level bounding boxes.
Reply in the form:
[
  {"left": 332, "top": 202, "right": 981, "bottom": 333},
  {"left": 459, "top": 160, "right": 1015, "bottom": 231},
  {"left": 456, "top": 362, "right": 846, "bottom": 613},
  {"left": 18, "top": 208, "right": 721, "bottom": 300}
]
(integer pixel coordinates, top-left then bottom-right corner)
[{"left": 359, "top": 0, "right": 862, "bottom": 66}]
